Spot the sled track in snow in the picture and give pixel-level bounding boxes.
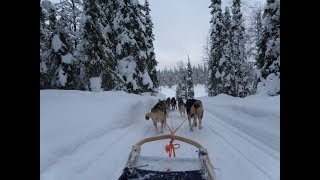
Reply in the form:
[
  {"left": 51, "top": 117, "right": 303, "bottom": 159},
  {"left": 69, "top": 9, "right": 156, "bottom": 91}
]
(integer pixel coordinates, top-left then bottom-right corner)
[
  {"left": 203, "top": 112, "right": 275, "bottom": 180},
  {"left": 41, "top": 113, "right": 151, "bottom": 176},
  {"left": 205, "top": 111, "right": 280, "bottom": 160},
  {"left": 206, "top": 107, "right": 280, "bottom": 153}
]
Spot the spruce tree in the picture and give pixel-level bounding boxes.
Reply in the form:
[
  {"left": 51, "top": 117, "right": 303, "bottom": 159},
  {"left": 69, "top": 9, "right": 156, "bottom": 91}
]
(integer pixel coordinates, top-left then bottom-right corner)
[
  {"left": 186, "top": 56, "right": 195, "bottom": 99},
  {"left": 78, "top": 0, "right": 117, "bottom": 91},
  {"left": 256, "top": 0, "right": 280, "bottom": 95},
  {"left": 180, "top": 75, "right": 188, "bottom": 99},
  {"left": 55, "top": 8, "right": 79, "bottom": 89},
  {"left": 54, "top": 0, "right": 83, "bottom": 50},
  {"left": 40, "top": 4, "right": 51, "bottom": 89},
  {"left": 176, "top": 83, "right": 182, "bottom": 99},
  {"left": 44, "top": 1, "right": 64, "bottom": 88},
  {"left": 207, "top": 0, "right": 224, "bottom": 96},
  {"left": 231, "top": 0, "right": 249, "bottom": 97},
  {"left": 143, "top": 0, "right": 158, "bottom": 93},
  {"left": 246, "top": 6, "right": 263, "bottom": 63},
  {"left": 220, "top": 7, "right": 236, "bottom": 96},
  {"left": 113, "top": 0, "right": 150, "bottom": 94}
]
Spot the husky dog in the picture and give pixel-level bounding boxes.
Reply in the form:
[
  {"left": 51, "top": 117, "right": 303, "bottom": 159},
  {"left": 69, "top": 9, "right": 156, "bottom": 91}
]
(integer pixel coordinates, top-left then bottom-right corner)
[
  {"left": 165, "top": 98, "right": 171, "bottom": 111},
  {"left": 186, "top": 99, "right": 204, "bottom": 131},
  {"left": 178, "top": 97, "right": 187, "bottom": 118},
  {"left": 171, "top": 97, "right": 177, "bottom": 110},
  {"left": 145, "top": 102, "right": 167, "bottom": 133}
]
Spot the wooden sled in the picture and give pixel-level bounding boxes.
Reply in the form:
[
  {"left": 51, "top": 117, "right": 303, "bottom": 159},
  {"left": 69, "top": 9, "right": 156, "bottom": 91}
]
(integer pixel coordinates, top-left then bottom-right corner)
[{"left": 118, "top": 134, "right": 215, "bottom": 180}]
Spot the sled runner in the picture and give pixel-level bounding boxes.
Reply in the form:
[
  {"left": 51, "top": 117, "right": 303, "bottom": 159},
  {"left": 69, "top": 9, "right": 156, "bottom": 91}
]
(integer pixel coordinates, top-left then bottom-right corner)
[{"left": 118, "top": 134, "right": 215, "bottom": 180}]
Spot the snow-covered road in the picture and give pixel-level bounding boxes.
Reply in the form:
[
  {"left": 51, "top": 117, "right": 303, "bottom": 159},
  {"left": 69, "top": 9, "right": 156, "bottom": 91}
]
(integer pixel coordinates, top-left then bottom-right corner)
[{"left": 40, "top": 89, "right": 279, "bottom": 180}]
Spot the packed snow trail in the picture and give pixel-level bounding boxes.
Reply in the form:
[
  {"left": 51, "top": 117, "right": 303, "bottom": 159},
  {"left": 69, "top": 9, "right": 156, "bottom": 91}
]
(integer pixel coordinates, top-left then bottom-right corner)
[{"left": 40, "top": 90, "right": 279, "bottom": 180}]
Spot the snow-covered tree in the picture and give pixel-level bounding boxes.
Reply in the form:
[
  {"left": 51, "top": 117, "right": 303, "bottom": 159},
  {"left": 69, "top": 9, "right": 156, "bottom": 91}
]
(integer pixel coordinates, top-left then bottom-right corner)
[
  {"left": 256, "top": 0, "right": 280, "bottom": 96},
  {"left": 55, "top": 8, "right": 78, "bottom": 89},
  {"left": 77, "top": 0, "right": 118, "bottom": 91},
  {"left": 245, "top": 6, "right": 263, "bottom": 63},
  {"left": 202, "top": 35, "right": 211, "bottom": 66},
  {"left": 207, "top": 0, "right": 224, "bottom": 96},
  {"left": 186, "top": 56, "right": 195, "bottom": 99},
  {"left": 42, "top": 0, "right": 60, "bottom": 88},
  {"left": 231, "top": 0, "right": 249, "bottom": 97},
  {"left": 192, "top": 64, "right": 201, "bottom": 85},
  {"left": 113, "top": 0, "right": 151, "bottom": 94},
  {"left": 176, "top": 61, "right": 186, "bottom": 81},
  {"left": 175, "top": 83, "right": 182, "bottom": 99},
  {"left": 54, "top": 0, "right": 83, "bottom": 50},
  {"left": 220, "top": 7, "right": 236, "bottom": 96},
  {"left": 42, "top": 1, "right": 68, "bottom": 88},
  {"left": 166, "top": 69, "right": 175, "bottom": 88},
  {"left": 40, "top": 4, "right": 51, "bottom": 89},
  {"left": 143, "top": 0, "right": 158, "bottom": 93},
  {"left": 180, "top": 75, "right": 188, "bottom": 99}
]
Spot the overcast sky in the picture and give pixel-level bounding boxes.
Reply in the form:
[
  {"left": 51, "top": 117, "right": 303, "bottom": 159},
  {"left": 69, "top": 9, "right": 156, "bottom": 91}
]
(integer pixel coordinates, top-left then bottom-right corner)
[
  {"left": 143, "top": 0, "right": 265, "bottom": 70},
  {"left": 50, "top": 0, "right": 265, "bottom": 70}
]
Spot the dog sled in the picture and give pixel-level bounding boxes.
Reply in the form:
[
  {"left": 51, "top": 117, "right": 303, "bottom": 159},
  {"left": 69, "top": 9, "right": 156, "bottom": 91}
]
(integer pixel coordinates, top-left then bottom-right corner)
[{"left": 118, "top": 134, "right": 215, "bottom": 180}]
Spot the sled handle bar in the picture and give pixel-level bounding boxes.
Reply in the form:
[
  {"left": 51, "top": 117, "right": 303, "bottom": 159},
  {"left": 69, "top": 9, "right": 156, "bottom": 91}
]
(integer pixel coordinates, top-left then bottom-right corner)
[{"left": 129, "top": 134, "right": 215, "bottom": 180}]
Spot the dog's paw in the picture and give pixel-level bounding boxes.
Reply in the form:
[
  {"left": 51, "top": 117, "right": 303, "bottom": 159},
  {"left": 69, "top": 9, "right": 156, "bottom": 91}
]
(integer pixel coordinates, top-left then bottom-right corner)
[{"left": 199, "top": 125, "right": 202, "bottom": 129}]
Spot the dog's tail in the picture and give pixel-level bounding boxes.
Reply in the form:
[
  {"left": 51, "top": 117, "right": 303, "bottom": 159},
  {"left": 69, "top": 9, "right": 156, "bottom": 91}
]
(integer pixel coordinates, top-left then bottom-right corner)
[{"left": 145, "top": 112, "right": 150, "bottom": 120}]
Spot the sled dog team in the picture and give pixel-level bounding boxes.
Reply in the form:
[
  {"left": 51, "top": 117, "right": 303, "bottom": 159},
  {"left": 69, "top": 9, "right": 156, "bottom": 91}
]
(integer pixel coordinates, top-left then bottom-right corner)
[{"left": 145, "top": 97, "right": 204, "bottom": 133}]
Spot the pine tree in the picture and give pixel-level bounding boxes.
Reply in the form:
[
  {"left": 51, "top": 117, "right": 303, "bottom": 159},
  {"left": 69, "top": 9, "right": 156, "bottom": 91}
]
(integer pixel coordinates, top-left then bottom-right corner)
[
  {"left": 99, "top": 0, "right": 126, "bottom": 91},
  {"left": 256, "top": 0, "right": 280, "bottom": 95},
  {"left": 220, "top": 7, "right": 236, "bottom": 96},
  {"left": 180, "top": 75, "right": 188, "bottom": 99},
  {"left": 54, "top": 0, "right": 83, "bottom": 50},
  {"left": 231, "top": 0, "right": 249, "bottom": 97},
  {"left": 168, "top": 69, "right": 176, "bottom": 88},
  {"left": 44, "top": 1, "right": 65, "bottom": 88},
  {"left": 186, "top": 56, "right": 195, "bottom": 99},
  {"left": 55, "top": 8, "right": 78, "bottom": 89},
  {"left": 203, "top": 62, "right": 209, "bottom": 87},
  {"left": 40, "top": 4, "right": 51, "bottom": 89},
  {"left": 143, "top": 0, "right": 158, "bottom": 93},
  {"left": 246, "top": 6, "right": 263, "bottom": 63},
  {"left": 113, "top": 0, "right": 150, "bottom": 94},
  {"left": 78, "top": 0, "right": 117, "bottom": 91},
  {"left": 176, "top": 83, "right": 182, "bottom": 99},
  {"left": 207, "top": 0, "right": 224, "bottom": 96},
  {"left": 173, "top": 67, "right": 178, "bottom": 85}
]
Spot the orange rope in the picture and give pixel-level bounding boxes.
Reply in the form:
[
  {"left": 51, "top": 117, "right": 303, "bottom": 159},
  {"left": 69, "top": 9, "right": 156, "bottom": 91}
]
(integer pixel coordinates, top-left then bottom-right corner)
[
  {"left": 165, "top": 140, "right": 180, "bottom": 157},
  {"left": 164, "top": 113, "right": 193, "bottom": 157}
]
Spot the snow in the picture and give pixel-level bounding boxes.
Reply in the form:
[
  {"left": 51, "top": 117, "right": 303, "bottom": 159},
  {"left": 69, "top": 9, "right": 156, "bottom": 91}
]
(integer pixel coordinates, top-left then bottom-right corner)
[
  {"left": 58, "top": 67, "right": 67, "bottom": 87},
  {"left": 215, "top": 70, "right": 222, "bottom": 78},
  {"left": 116, "top": 43, "right": 122, "bottom": 55},
  {"left": 219, "top": 56, "right": 226, "bottom": 66},
  {"left": 40, "top": 85, "right": 279, "bottom": 180},
  {"left": 142, "top": 69, "right": 153, "bottom": 88},
  {"left": 139, "top": 50, "right": 147, "bottom": 59},
  {"left": 257, "top": 73, "right": 280, "bottom": 96},
  {"left": 40, "top": 61, "right": 47, "bottom": 73},
  {"left": 117, "top": 58, "right": 138, "bottom": 90},
  {"left": 41, "top": 0, "right": 55, "bottom": 11},
  {"left": 61, "top": 53, "right": 73, "bottom": 64},
  {"left": 89, "top": 77, "right": 103, "bottom": 92},
  {"left": 52, "top": 34, "right": 62, "bottom": 53}
]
